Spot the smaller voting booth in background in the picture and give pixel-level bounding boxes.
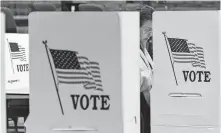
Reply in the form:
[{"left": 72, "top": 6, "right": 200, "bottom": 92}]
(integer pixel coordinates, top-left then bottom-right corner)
[
  {"left": 5, "top": 33, "right": 29, "bottom": 132},
  {"left": 0, "top": 12, "right": 29, "bottom": 133},
  {"left": 152, "top": 11, "right": 220, "bottom": 133},
  {"left": 27, "top": 12, "right": 140, "bottom": 133},
  {"left": 5, "top": 34, "right": 29, "bottom": 95}
]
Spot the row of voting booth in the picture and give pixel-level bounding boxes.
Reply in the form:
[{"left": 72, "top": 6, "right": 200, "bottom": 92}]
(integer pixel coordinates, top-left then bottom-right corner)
[{"left": 1, "top": 11, "right": 221, "bottom": 133}]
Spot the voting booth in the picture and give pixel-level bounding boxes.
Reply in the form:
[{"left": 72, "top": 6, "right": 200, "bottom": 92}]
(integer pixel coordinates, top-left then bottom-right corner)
[
  {"left": 152, "top": 11, "right": 220, "bottom": 133},
  {"left": 27, "top": 12, "right": 140, "bottom": 133},
  {"left": 5, "top": 33, "right": 29, "bottom": 95},
  {"left": 5, "top": 33, "right": 29, "bottom": 132}
]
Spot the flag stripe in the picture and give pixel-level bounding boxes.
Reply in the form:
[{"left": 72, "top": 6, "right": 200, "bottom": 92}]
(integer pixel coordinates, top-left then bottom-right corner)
[
  {"left": 174, "top": 61, "right": 193, "bottom": 63},
  {"left": 59, "top": 81, "right": 88, "bottom": 84},
  {"left": 58, "top": 79, "right": 92, "bottom": 83},
  {"left": 58, "top": 76, "right": 93, "bottom": 80}
]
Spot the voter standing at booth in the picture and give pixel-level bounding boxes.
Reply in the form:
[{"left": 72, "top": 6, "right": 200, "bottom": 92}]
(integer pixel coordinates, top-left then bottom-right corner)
[{"left": 140, "top": 7, "right": 154, "bottom": 133}]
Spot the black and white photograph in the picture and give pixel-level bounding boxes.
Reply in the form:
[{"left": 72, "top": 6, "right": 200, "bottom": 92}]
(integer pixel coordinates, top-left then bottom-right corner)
[{"left": 0, "top": 1, "right": 220, "bottom": 133}]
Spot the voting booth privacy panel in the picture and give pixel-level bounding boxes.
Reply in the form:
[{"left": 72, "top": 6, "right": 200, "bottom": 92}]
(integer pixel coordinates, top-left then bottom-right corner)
[
  {"left": 152, "top": 11, "right": 220, "bottom": 133},
  {"left": 5, "top": 33, "right": 29, "bottom": 94},
  {"left": 27, "top": 12, "right": 140, "bottom": 133}
]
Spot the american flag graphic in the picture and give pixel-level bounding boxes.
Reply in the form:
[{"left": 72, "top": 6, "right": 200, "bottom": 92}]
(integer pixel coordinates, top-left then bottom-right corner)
[
  {"left": 49, "top": 48, "right": 103, "bottom": 91},
  {"left": 9, "top": 42, "right": 26, "bottom": 61},
  {"left": 167, "top": 37, "right": 206, "bottom": 68}
]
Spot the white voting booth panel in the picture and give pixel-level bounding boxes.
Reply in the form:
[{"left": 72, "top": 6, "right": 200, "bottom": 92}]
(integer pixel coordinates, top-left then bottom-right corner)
[
  {"left": 1, "top": 12, "right": 6, "bottom": 133},
  {"left": 27, "top": 12, "right": 139, "bottom": 133},
  {"left": 152, "top": 11, "right": 220, "bottom": 133},
  {"left": 5, "top": 33, "right": 29, "bottom": 94}
]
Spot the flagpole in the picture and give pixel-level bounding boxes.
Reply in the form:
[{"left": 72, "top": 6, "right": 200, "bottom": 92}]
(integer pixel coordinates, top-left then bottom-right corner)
[
  {"left": 43, "top": 40, "right": 64, "bottom": 115},
  {"left": 7, "top": 39, "right": 15, "bottom": 74},
  {"left": 162, "top": 32, "right": 178, "bottom": 85}
]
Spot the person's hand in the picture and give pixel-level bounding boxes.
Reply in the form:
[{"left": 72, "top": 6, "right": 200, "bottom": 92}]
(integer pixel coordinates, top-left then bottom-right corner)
[{"left": 140, "top": 69, "right": 152, "bottom": 92}]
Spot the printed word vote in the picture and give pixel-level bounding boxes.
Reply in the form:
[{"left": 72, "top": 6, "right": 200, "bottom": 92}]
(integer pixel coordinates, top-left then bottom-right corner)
[
  {"left": 17, "top": 64, "right": 29, "bottom": 72},
  {"left": 183, "top": 71, "right": 211, "bottom": 82},
  {"left": 70, "top": 95, "right": 110, "bottom": 110}
]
